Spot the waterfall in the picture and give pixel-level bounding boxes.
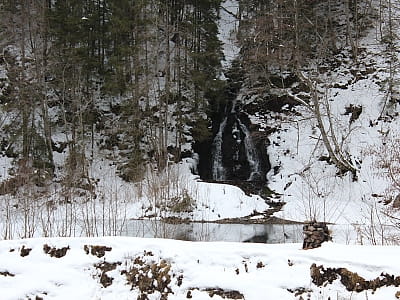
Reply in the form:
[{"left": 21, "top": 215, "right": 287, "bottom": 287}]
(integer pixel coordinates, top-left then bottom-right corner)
[
  {"left": 211, "top": 117, "right": 227, "bottom": 180},
  {"left": 206, "top": 0, "right": 266, "bottom": 183},
  {"left": 238, "top": 119, "right": 262, "bottom": 181},
  {"left": 211, "top": 113, "right": 262, "bottom": 181}
]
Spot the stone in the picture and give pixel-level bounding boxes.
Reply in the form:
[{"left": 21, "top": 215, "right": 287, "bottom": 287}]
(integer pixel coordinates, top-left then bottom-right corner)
[
  {"left": 393, "top": 194, "right": 400, "bottom": 209},
  {"left": 303, "top": 221, "right": 332, "bottom": 250}
]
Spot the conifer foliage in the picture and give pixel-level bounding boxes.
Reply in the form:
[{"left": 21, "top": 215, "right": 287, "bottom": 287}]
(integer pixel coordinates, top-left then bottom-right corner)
[{"left": 0, "top": 0, "right": 224, "bottom": 187}]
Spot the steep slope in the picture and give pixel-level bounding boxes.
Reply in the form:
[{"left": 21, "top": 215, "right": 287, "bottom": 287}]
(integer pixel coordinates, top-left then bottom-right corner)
[
  {"left": 0, "top": 1, "right": 400, "bottom": 244},
  {"left": 236, "top": 0, "right": 400, "bottom": 231}
]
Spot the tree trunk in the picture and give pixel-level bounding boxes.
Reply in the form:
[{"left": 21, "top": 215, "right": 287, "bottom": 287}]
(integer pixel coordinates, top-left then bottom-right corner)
[{"left": 295, "top": 72, "right": 357, "bottom": 177}]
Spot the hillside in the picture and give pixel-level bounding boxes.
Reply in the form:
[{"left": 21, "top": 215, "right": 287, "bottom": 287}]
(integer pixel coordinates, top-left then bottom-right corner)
[{"left": 0, "top": 1, "right": 399, "bottom": 241}]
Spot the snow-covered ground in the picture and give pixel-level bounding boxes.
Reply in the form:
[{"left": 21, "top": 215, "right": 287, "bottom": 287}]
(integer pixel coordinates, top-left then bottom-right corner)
[
  {"left": 1, "top": 0, "right": 400, "bottom": 240},
  {"left": 1, "top": 237, "right": 400, "bottom": 300}
]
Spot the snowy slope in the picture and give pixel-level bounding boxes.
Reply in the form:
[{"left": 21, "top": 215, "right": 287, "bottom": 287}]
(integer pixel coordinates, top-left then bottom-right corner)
[
  {"left": 259, "top": 1, "right": 400, "bottom": 228},
  {"left": 1, "top": 237, "right": 400, "bottom": 300},
  {"left": 0, "top": 0, "right": 400, "bottom": 246}
]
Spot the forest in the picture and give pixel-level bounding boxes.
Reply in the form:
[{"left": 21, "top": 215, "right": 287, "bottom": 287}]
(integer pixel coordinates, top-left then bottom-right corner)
[
  {"left": 0, "top": 0, "right": 399, "bottom": 240},
  {"left": 1, "top": 0, "right": 389, "bottom": 187}
]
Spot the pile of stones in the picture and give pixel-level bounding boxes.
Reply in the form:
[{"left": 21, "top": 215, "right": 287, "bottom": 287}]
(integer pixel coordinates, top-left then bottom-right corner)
[{"left": 303, "top": 221, "right": 332, "bottom": 249}]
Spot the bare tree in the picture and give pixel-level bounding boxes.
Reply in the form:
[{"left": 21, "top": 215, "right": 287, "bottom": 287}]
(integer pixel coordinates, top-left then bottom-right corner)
[{"left": 288, "top": 71, "right": 357, "bottom": 176}]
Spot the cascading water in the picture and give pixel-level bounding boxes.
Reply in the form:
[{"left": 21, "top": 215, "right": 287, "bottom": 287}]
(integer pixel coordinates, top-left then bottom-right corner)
[
  {"left": 207, "top": 0, "right": 266, "bottom": 182},
  {"left": 211, "top": 117, "right": 227, "bottom": 181},
  {"left": 211, "top": 104, "right": 263, "bottom": 182},
  {"left": 238, "top": 119, "right": 261, "bottom": 181}
]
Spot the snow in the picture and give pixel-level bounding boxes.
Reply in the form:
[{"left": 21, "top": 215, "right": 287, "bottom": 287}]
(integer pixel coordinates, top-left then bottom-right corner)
[
  {"left": 0, "top": 237, "right": 399, "bottom": 300},
  {"left": 218, "top": 0, "right": 240, "bottom": 68},
  {"left": 1, "top": 1, "right": 400, "bottom": 297},
  {"left": 0, "top": 0, "right": 398, "bottom": 237},
  {"left": 0, "top": 155, "right": 12, "bottom": 180},
  {"left": 0, "top": 0, "right": 399, "bottom": 239},
  {"left": 261, "top": 1, "right": 400, "bottom": 228}
]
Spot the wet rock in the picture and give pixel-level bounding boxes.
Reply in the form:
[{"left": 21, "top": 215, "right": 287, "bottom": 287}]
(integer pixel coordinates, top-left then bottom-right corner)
[
  {"left": 187, "top": 288, "right": 244, "bottom": 300},
  {"left": 177, "top": 274, "right": 184, "bottom": 287},
  {"left": 287, "top": 287, "right": 312, "bottom": 297}
]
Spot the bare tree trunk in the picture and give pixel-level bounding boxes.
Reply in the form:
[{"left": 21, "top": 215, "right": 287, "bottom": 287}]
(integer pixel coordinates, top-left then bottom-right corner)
[
  {"left": 291, "top": 72, "right": 357, "bottom": 176},
  {"left": 163, "top": 1, "right": 171, "bottom": 170}
]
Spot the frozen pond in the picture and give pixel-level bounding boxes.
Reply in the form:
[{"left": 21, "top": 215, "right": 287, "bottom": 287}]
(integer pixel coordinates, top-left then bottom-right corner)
[
  {"left": 120, "top": 220, "right": 400, "bottom": 245},
  {"left": 1, "top": 211, "right": 396, "bottom": 245},
  {"left": 121, "top": 220, "right": 303, "bottom": 243}
]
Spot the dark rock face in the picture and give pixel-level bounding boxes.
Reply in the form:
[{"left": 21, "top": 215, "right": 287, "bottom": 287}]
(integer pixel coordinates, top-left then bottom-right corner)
[
  {"left": 194, "top": 61, "right": 270, "bottom": 183},
  {"left": 196, "top": 106, "right": 270, "bottom": 182},
  {"left": 192, "top": 140, "right": 213, "bottom": 180},
  {"left": 221, "top": 113, "right": 253, "bottom": 181}
]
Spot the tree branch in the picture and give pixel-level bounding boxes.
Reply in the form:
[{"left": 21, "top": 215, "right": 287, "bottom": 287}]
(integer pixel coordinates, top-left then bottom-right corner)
[
  {"left": 219, "top": 5, "right": 240, "bottom": 20},
  {"left": 291, "top": 71, "right": 357, "bottom": 176}
]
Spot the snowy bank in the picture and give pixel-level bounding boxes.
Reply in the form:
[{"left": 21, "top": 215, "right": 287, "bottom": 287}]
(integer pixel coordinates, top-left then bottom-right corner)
[{"left": 0, "top": 237, "right": 400, "bottom": 299}]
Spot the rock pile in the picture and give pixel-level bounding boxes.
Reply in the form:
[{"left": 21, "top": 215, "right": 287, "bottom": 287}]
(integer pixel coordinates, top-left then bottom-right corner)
[{"left": 303, "top": 221, "right": 332, "bottom": 249}]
